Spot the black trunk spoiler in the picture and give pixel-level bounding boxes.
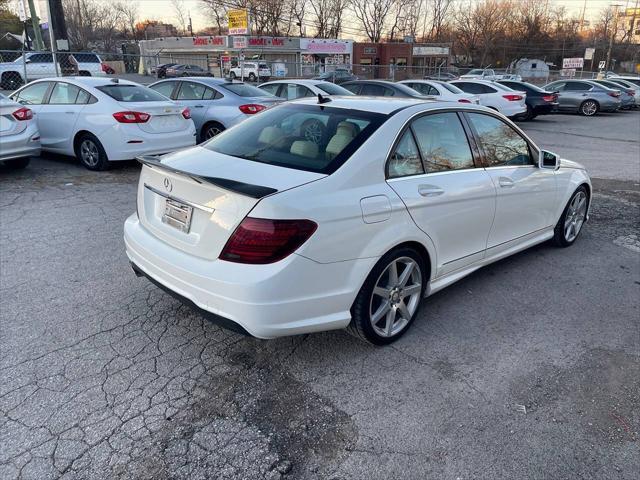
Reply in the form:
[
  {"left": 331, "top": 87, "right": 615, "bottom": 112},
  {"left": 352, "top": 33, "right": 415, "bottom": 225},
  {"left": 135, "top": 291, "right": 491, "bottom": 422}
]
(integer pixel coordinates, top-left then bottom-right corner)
[{"left": 137, "top": 156, "right": 278, "bottom": 199}]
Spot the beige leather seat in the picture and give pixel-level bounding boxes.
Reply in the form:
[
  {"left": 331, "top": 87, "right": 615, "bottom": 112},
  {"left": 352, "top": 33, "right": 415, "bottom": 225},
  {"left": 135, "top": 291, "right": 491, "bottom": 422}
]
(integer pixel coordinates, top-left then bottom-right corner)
[
  {"left": 258, "top": 126, "right": 284, "bottom": 144},
  {"left": 326, "top": 122, "right": 359, "bottom": 160},
  {"left": 290, "top": 140, "right": 319, "bottom": 159}
]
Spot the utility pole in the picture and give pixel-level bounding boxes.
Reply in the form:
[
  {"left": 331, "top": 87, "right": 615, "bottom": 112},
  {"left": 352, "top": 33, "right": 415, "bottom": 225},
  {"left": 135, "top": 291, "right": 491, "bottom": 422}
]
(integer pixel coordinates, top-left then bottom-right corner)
[
  {"left": 45, "top": 0, "right": 59, "bottom": 75},
  {"left": 606, "top": 4, "right": 623, "bottom": 71},
  {"left": 26, "top": 0, "right": 44, "bottom": 50}
]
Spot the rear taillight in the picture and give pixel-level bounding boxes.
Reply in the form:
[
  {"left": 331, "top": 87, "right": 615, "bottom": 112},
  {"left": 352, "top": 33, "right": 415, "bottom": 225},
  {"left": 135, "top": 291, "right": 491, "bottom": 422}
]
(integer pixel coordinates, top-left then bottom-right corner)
[
  {"left": 503, "top": 94, "right": 523, "bottom": 101},
  {"left": 542, "top": 94, "right": 556, "bottom": 102},
  {"left": 182, "top": 108, "right": 191, "bottom": 119},
  {"left": 627, "top": 91, "right": 634, "bottom": 96},
  {"left": 608, "top": 91, "right": 620, "bottom": 97},
  {"left": 12, "top": 107, "right": 33, "bottom": 121},
  {"left": 239, "top": 104, "right": 267, "bottom": 114},
  {"left": 458, "top": 99, "right": 471, "bottom": 103},
  {"left": 219, "top": 217, "right": 317, "bottom": 264},
  {"left": 113, "top": 111, "right": 151, "bottom": 123}
]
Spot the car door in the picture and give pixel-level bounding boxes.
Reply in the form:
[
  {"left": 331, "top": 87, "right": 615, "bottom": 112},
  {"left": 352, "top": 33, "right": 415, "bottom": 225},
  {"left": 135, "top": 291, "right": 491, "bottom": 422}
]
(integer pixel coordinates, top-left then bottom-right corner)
[
  {"left": 36, "top": 82, "right": 88, "bottom": 152},
  {"left": 173, "top": 81, "right": 212, "bottom": 129},
  {"left": 259, "top": 83, "right": 283, "bottom": 98},
  {"left": 26, "top": 53, "right": 54, "bottom": 80},
  {"left": 148, "top": 80, "right": 178, "bottom": 100},
  {"left": 11, "top": 80, "right": 53, "bottom": 125},
  {"left": 563, "top": 81, "right": 594, "bottom": 110},
  {"left": 465, "top": 112, "right": 557, "bottom": 252},
  {"left": 386, "top": 112, "right": 497, "bottom": 277}
]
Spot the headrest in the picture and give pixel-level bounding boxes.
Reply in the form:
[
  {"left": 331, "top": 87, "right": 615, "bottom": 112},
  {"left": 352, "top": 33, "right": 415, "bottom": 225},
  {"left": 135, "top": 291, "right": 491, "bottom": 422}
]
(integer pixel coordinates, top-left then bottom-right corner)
[
  {"left": 290, "top": 140, "right": 319, "bottom": 159},
  {"left": 258, "top": 126, "right": 283, "bottom": 144},
  {"left": 336, "top": 121, "right": 358, "bottom": 137}
]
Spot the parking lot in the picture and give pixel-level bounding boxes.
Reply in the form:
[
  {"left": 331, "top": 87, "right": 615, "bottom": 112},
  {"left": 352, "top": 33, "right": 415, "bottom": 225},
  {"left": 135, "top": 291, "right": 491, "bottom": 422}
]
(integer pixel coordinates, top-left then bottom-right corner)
[{"left": 1, "top": 109, "right": 639, "bottom": 479}]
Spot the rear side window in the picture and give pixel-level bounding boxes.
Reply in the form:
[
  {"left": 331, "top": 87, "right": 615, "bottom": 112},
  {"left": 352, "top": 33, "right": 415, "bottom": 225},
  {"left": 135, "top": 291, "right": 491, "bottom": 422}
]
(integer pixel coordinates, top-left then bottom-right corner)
[
  {"left": 467, "top": 113, "right": 532, "bottom": 167},
  {"left": 566, "top": 82, "right": 592, "bottom": 91},
  {"left": 388, "top": 130, "right": 423, "bottom": 178},
  {"left": 361, "top": 84, "right": 388, "bottom": 96},
  {"left": 49, "top": 83, "right": 83, "bottom": 104},
  {"left": 96, "top": 85, "right": 168, "bottom": 102},
  {"left": 203, "top": 104, "right": 385, "bottom": 174},
  {"left": 411, "top": 113, "right": 475, "bottom": 172},
  {"left": 409, "top": 83, "right": 438, "bottom": 96},
  {"left": 220, "top": 83, "right": 273, "bottom": 97},
  {"left": 13, "top": 82, "right": 51, "bottom": 105},
  {"left": 454, "top": 82, "right": 482, "bottom": 94},
  {"left": 150, "top": 82, "right": 176, "bottom": 98},
  {"left": 315, "top": 83, "right": 353, "bottom": 95},
  {"left": 260, "top": 84, "right": 281, "bottom": 96},
  {"left": 342, "top": 84, "right": 361, "bottom": 94},
  {"left": 285, "top": 84, "right": 314, "bottom": 100}
]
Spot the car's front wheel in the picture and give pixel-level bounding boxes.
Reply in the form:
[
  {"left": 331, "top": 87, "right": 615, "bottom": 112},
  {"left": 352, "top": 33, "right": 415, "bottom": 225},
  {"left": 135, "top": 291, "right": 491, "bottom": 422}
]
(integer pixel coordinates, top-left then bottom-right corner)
[
  {"left": 553, "top": 186, "right": 588, "bottom": 247},
  {"left": 202, "top": 122, "right": 225, "bottom": 141},
  {"left": 75, "top": 133, "right": 110, "bottom": 171},
  {"left": 579, "top": 100, "right": 599, "bottom": 116},
  {"left": 349, "top": 247, "right": 426, "bottom": 345}
]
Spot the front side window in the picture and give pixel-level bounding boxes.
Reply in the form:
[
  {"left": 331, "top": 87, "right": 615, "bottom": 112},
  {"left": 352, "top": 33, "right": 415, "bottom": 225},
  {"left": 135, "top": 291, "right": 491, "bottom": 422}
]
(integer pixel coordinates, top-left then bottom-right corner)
[
  {"left": 96, "top": 84, "right": 168, "bottom": 102},
  {"left": 467, "top": 113, "right": 532, "bottom": 167},
  {"left": 411, "top": 113, "right": 475, "bottom": 172},
  {"left": 13, "top": 82, "right": 51, "bottom": 105},
  {"left": 361, "top": 84, "right": 387, "bottom": 96},
  {"left": 150, "top": 81, "right": 176, "bottom": 99},
  {"left": 286, "top": 84, "right": 313, "bottom": 100},
  {"left": 177, "top": 81, "right": 208, "bottom": 100},
  {"left": 259, "top": 84, "right": 281, "bottom": 96},
  {"left": 388, "top": 130, "right": 423, "bottom": 178},
  {"left": 566, "top": 82, "right": 591, "bottom": 91},
  {"left": 49, "top": 83, "right": 82, "bottom": 104},
  {"left": 203, "top": 104, "right": 385, "bottom": 174},
  {"left": 454, "top": 82, "right": 481, "bottom": 94},
  {"left": 342, "top": 84, "right": 361, "bottom": 94}
]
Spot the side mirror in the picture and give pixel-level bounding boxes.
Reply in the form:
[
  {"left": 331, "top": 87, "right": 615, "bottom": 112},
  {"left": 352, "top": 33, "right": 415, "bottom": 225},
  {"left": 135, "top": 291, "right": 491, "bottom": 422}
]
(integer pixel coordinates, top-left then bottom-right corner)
[
  {"left": 24, "top": 58, "right": 31, "bottom": 64},
  {"left": 540, "top": 150, "right": 560, "bottom": 169}
]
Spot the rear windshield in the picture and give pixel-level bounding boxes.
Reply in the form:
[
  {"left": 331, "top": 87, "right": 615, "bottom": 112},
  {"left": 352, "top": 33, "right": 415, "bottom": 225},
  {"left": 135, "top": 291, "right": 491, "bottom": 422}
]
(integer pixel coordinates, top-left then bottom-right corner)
[
  {"left": 220, "top": 83, "right": 274, "bottom": 97},
  {"left": 96, "top": 84, "right": 168, "bottom": 102},
  {"left": 435, "top": 81, "right": 464, "bottom": 94},
  {"left": 203, "top": 104, "right": 386, "bottom": 174},
  {"left": 316, "top": 83, "right": 354, "bottom": 95}
]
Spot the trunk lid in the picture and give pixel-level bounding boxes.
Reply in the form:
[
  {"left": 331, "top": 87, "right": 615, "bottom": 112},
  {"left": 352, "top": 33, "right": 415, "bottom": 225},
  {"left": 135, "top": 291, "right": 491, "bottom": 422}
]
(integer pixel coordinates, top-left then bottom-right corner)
[
  {"left": 119, "top": 101, "right": 191, "bottom": 134},
  {"left": 137, "top": 147, "right": 325, "bottom": 260}
]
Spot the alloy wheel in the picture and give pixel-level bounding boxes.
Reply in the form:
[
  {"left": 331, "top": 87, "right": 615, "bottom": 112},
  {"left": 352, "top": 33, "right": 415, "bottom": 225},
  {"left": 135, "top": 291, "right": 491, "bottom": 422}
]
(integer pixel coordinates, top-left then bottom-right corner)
[
  {"left": 302, "top": 121, "right": 324, "bottom": 144},
  {"left": 80, "top": 140, "right": 99, "bottom": 167},
  {"left": 369, "top": 257, "right": 422, "bottom": 338},
  {"left": 205, "top": 126, "right": 222, "bottom": 139},
  {"left": 564, "top": 191, "right": 587, "bottom": 242},
  {"left": 581, "top": 101, "right": 597, "bottom": 116}
]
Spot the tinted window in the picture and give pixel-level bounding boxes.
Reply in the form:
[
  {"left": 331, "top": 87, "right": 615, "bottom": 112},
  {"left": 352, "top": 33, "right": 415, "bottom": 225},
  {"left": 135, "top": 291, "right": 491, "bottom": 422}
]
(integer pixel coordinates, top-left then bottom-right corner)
[
  {"left": 219, "top": 83, "right": 274, "bottom": 97},
  {"left": 72, "top": 53, "right": 100, "bottom": 63},
  {"left": 467, "top": 113, "right": 532, "bottom": 167},
  {"left": 547, "top": 82, "right": 565, "bottom": 91},
  {"left": 14, "top": 82, "right": 51, "bottom": 105},
  {"left": 96, "top": 84, "right": 168, "bottom": 102},
  {"left": 203, "top": 104, "right": 385, "bottom": 174},
  {"left": 177, "top": 81, "right": 208, "bottom": 100},
  {"left": 435, "top": 81, "right": 464, "bottom": 94},
  {"left": 150, "top": 82, "right": 176, "bottom": 98},
  {"left": 49, "top": 82, "right": 82, "bottom": 104},
  {"left": 342, "top": 84, "right": 361, "bottom": 94},
  {"left": 260, "top": 84, "right": 281, "bottom": 96},
  {"left": 407, "top": 83, "right": 438, "bottom": 96},
  {"left": 315, "top": 83, "right": 353, "bottom": 95},
  {"left": 454, "top": 82, "right": 483, "bottom": 94},
  {"left": 388, "top": 130, "right": 423, "bottom": 178},
  {"left": 412, "top": 113, "right": 475, "bottom": 172},
  {"left": 565, "top": 82, "right": 592, "bottom": 91},
  {"left": 361, "top": 84, "right": 387, "bottom": 96},
  {"left": 29, "top": 53, "right": 53, "bottom": 63},
  {"left": 479, "top": 84, "right": 497, "bottom": 93}
]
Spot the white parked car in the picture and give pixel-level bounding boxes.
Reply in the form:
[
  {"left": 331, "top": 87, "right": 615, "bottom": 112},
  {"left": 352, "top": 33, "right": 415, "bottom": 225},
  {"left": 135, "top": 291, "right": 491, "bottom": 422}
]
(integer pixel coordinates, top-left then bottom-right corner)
[
  {"left": 0, "top": 93, "right": 40, "bottom": 169},
  {"left": 125, "top": 97, "right": 591, "bottom": 344},
  {"left": 10, "top": 77, "right": 196, "bottom": 170},
  {"left": 259, "top": 79, "right": 355, "bottom": 100},
  {"left": 450, "top": 79, "right": 527, "bottom": 118},
  {"left": 398, "top": 79, "right": 479, "bottom": 104},
  {"left": 0, "top": 52, "right": 105, "bottom": 90},
  {"left": 229, "top": 62, "right": 272, "bottom": 82}
]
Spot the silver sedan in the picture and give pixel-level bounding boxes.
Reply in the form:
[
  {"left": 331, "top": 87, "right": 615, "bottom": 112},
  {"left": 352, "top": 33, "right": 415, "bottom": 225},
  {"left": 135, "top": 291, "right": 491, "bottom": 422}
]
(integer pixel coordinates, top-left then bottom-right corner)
[{"left": 0, "top": 93, "right": 40, "bottom": 168}]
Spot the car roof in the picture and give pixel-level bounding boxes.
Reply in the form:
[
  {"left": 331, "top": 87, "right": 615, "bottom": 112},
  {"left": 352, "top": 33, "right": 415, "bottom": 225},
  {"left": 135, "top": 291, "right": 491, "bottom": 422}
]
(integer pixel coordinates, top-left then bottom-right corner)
[
  {"left": 27, "top": 77, "right": 142, "bottom": 88},
  {"left": 288, "top": 96, "right": 449, "bottom": 114},
  {"left": 153, "top": 77, "right": 246, "bottom": 87},
  {"left": 260, "top": 79, "right": 329, "bottom": 87}
]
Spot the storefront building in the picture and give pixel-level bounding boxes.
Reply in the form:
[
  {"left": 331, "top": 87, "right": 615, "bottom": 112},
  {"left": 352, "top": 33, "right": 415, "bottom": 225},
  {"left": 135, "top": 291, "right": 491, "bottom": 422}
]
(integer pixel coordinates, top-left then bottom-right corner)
[{"left": 353, "top": 42, "right": 451, "bottom": 79}]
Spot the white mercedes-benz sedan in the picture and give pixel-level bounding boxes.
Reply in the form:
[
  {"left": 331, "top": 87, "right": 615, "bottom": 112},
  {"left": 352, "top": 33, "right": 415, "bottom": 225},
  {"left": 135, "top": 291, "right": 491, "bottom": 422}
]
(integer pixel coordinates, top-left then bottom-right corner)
[
  {"left": 9, "top": 77, "right": 196, "bottom": 170},
  {"left": 124, "top": 97, "right": 591, "bottom": 345}
]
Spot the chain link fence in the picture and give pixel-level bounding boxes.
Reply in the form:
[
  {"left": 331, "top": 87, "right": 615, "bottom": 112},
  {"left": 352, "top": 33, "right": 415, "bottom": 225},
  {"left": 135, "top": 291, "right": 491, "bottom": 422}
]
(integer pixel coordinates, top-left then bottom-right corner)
[{"left": 0, "top": 48, "right": 610, "bottom": 92}]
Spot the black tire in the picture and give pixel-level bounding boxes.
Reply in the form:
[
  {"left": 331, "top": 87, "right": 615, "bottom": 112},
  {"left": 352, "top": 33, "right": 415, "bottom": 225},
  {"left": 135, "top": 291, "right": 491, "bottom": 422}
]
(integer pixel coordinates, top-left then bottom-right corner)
[
  {"left": 201, "top": 122, "right": 225, "bottom": 142},
  {"left": 78, "top": 71, "right": 91, "bottom": 77},
  {"left": 579, "top": 99, "right": 599, "bottom": 116},
  {"left": 248, "top": 72, "right": 256, "bottom": 82},
  {"left": 1, "top": 71, "right": 24, "bottom": 90},
  {"left": 3, "top": 157, "right": 30, "bottom": 169},
  {"left": 300, "top": 118, "right": 326, "bottom": 145},
  {"left": 75, "top": 133, "right": 110, "bottom": 171},
  {"left": 348, "top": 247, "right": 427, "bottom": 345},
  {"left": 552, "top": 186, "right": 589, "bottom": 247},
  {"left": 229, "top": 71, "right": 237, "bottom": 80}
]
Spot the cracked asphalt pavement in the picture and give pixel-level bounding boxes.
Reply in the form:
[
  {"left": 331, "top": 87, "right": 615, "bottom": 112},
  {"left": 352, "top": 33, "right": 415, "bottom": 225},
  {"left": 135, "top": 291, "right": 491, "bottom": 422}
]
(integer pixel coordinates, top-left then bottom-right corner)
[{"left": 1, "top": 112, "right": 639, "bottom": 479}]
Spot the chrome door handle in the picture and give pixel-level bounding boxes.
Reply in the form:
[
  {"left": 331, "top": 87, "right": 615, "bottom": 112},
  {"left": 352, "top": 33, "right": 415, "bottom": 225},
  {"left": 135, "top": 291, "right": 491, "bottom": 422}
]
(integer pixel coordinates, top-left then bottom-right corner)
[
  {"left": 418, "top": 185, "right": 445, "bottom": 197},
  {"left": 498, "top": 177, "right": 515, "bottom": 188},
  {"left": 194, "top": 105, "right": 204, "bottom": 108},
  {"left": 64, "top": 111, "right": 75, "bottom": 114}
]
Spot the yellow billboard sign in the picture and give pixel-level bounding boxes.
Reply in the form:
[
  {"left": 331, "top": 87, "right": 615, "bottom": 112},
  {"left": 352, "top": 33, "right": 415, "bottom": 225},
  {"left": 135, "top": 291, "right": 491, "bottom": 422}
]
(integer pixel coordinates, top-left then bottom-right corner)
[{"left": 228, "top": 9, "right": 249, "bottom": 35}]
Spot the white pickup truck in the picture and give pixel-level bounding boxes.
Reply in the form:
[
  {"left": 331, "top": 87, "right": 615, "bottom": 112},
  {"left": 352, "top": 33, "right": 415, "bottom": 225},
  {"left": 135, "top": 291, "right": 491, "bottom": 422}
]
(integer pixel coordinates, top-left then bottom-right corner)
[
  {"left": 0, "top": 52, "right": 105, "bottom": 90},
  {"left": 459, "top": 68, "right": 521, "bottom": 81},
  {"left": 229, "top": 61, "right": 272, "bottom": 82}
]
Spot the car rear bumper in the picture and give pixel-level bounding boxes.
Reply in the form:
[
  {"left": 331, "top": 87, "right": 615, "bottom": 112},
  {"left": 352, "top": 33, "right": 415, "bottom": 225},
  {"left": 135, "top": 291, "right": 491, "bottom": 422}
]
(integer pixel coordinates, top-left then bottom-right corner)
[
  {"left": 124, "top": 214, "right": 371, "bottom": 338},
  {"left": 0, "top": 123, "right": 40, "bottom": 161},
  {"left": 531, "top": 103, "right": 557, "bottom": 115},
  {"left": 100, "top": 124, "right": 197, "bottom": 161}
]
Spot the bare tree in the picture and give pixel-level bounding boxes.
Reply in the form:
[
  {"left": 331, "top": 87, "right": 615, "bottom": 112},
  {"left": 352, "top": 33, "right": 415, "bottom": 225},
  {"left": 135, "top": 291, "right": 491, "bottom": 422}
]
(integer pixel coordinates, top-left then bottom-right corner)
[
  {"left": 428, "top": 0, "right": 454, "bottom": 40},
  {"left": 352, "top": 0, "right": 396, "bottom": 42},
  {"left": 114, "top": 1, "right": 140, "bottom": 39},
  {"left": 63, "top": 0, "right": 124, "bottom": 51},
  {"left": 171, "top": 0, "right": 188, "bottom": 34},
  {"left": 308, "top": 0, "right": 350, "bottom": 38},
  {"left": 200, "top": 0, "right": 227, "bottom": 33}
]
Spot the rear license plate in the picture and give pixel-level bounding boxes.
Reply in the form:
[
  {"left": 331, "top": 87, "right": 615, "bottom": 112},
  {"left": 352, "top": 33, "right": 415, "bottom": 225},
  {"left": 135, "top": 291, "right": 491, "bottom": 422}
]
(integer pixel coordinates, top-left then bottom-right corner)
[
  {"left": 154, "top": 116, "right": 179, "bottom": 128},
  {"left": 162, "top": 198, "right": 193, "bottom": 233}
]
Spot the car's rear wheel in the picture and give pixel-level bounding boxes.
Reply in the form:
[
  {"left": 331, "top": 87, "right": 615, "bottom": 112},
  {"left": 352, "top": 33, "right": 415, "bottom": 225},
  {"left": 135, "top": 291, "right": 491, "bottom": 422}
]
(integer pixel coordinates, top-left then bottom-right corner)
[
  {"left": 229, "top": 71, "right": 236, "bottom": 80},
  {"left": 3, "top": 157, "right": 30, "bottom": 169},
  {"left": 75, "top": 133, "right": 110, "bottom": 171},
  {"left": 248, "top": 73, "right": 257, "bottom": 82},
  {"left": 202, "top": 122, "right": 225, "bottom": 141},
  {"left": 579, "top": 100, "right": 599, "bottom": 116},
  {"left": 301, "top": 118, "right": 326, "bottom": 145},
  {"left": 553, "top": 186, "right": 588, "bottom": 247},
  {"left": 349, "top": 247, "right": 426, "bottom": 345}
]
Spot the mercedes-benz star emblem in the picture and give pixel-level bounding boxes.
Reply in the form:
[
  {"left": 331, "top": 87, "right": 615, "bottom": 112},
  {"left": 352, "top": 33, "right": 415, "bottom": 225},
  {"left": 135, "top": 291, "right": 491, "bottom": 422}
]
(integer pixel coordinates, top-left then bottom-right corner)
[{"left": 163, "top": 178, "right": 172, "bottom": 192}]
